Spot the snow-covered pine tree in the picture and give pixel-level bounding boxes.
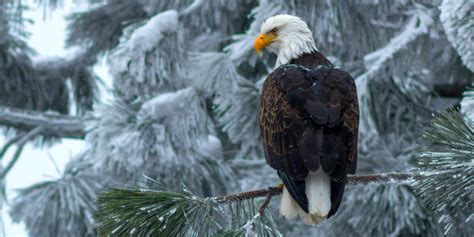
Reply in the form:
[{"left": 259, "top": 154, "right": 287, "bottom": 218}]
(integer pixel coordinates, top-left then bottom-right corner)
[{"left": 0, "top": 0, "right": 472, "bottom": 236}]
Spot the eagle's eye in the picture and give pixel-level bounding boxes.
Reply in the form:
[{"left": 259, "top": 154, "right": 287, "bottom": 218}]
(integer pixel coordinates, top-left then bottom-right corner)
[{"left": 270, "top": 28, "right": 278, "bottom": 34}]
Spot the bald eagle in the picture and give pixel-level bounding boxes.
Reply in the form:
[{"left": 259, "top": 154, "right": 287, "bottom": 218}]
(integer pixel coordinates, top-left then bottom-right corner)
[{"left": 255, "top": 14, "right": 359, "bottom": 225}]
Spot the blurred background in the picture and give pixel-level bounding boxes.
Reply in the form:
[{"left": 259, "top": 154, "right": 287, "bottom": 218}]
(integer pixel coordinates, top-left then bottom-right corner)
[{"left": 0, "top": 0, "right": 472, "bottom": 236}]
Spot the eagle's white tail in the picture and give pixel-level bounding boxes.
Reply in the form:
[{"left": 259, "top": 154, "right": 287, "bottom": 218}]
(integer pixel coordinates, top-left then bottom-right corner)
[{"left": 279, "top": 169, "right": 331, "bottom": 225}]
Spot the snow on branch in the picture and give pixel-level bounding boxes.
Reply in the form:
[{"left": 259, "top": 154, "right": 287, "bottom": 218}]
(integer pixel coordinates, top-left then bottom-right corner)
[
  {"left": 128, "top": 10, "right": 179, "bottom": 54},
  {"left": 188, "top": 52, "right": 262, "bottom": 158},
  {"left": 94, "top": 106, "right": 473, "bottom": 236},
  {"left": 0, "top": 106, "right": 86, "bottom": 138},
  {"left": 85, "top": 90, "right": 223, "bottom": 195},
  {"left": 355, "top": 5, "right": 435, "bottom": 155},
  {"left": 440, "top": 0, "right": 474, "bottom": 72},
  {"left": 188, "top": 52, "right": 241, "bottom": 94},
  {"left": 461, "top": 86, "right": 474, "bottom": 120},
  {"left": 138, "top": 87, "right": 197, "bottom": 120},
  {"left": 136, "top": 87, "right": 208, "bottom": 151},
  {"left": 110, "top": 9, "right": 185, "bottom": 99},
  {"left": 361, "top": 5, "right": 434, "bottom": 81},
  {"left": 10, "top": 154, "right": 103, "bottom": 237},
  {"left": 33, "top": 54, "right": 98, "bottom": 113},
  {"left": 178, "top": 0, "right": 204, "bottom": 18}
]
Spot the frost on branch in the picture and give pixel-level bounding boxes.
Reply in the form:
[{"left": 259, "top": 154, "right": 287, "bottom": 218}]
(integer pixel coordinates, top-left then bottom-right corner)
[
  {"left": 361, "top": 5, "right": 434, "bottom": 81},
  {"left": 355, "top": 5, "right": 435, "bottom": 157},
  {"left": 440, "top": 0, "right": 474, "bottom": 72},
  {"left": 137, "top": 87, "right": 207, "bottom": 152},
  {"left": 127, "top": 10, "right": 179, "bottom": 54},
  {"left": 214, "top": 78, "right": 261, "bottom": 159},
  {"left": 10, "top": 155, "right": 103, "bottom": 237},
  {"left": 412, "top": 108, "right": 474, "bottom": 234},
  {"left": 85, "top": 90, "right": 234, "bottom": 195},
  {"left": 319, "top": 185, "right": 440, "bottom": 237},
  {"left": 86, "top": 88, "right": 205, "bottom": 174},
  {"left": 461, "top": 87, "right": 474, "bottom": 121},
  {"left": 188, "top": 51, "right": 262, "bottom": 159},
  {"left": 109, "top": 10, "right": 185, "bottom": 100},
  {"left": 188, "top": 52, "right": 240, "bottom": 95}
]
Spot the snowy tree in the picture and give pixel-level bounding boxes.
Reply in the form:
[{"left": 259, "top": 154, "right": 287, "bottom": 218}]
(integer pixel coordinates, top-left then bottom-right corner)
[{"left": 0, "top": 0, "right": 473, "bottom": 236}]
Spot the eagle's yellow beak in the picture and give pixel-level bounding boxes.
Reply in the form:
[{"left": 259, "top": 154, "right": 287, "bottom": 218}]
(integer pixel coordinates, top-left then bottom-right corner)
[{"left": 254, "top": 33, "right": 276, "bottom": 54}]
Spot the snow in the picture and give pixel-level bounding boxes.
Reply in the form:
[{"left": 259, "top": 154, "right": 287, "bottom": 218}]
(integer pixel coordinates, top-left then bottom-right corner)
[
  {"left": 196, "top": 135, "right": 223, "bottom": 158},
  {"left": 460, "top": 86, "right": 474, "bottom": 121},
  {"left": 138, "top": 87, "right": 196, "bottom": 120},
  {"left": 2, "top": 138, "right": 85, "bottom": 237},
  {"left": 179, "top": 0, "right": 204, "bottom": 17},
  {"left": 128, "top": 10, "right": 179, "bottom": 53},
  {"left": 4, "top": 0, "right": 474, "bottom": 236},
  {"left": 440, "top": 0, "right": 474, "bottom": 72},
  {"left": 362, "top": 7, "right": 434, "bottom": 79}
]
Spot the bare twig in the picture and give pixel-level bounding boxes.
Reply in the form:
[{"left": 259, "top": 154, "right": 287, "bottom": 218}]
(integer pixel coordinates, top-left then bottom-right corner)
[
  {"left": 216, "top": 185, "right": 283, "bottom": 203},
  {"left": 259, "top": 191, "right": 275, "bottom": 215},
  {"left": 215, "top": 172, "right": 420, "bottom": 204},
  {"left": 347, "top": 172, "right": 420, "bottom": 185},
  {"left": 0, "top": 106, "right": 86, "bottom": 139},
  {"left": 0, "top": 127, "right": 44, "bottom": 179}
]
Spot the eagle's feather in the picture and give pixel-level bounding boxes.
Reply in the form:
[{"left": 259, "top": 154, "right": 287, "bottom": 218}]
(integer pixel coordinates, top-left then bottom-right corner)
[{"left": 259, "top": 52, "right": 359, "bottom": 222}]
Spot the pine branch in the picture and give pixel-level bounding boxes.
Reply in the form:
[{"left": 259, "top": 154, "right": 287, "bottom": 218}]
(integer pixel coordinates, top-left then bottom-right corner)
[
  {"left": 93, "top": 108, "right": 473, "bottom": 237},
  {"left": 0, "top": 126, "right": 43, "bottom": 179},
  {"left": 0, "top": 133, "right": 23, "bottom": 158},
  {"left": 214, "top": 172, "right": 419, "bottom": 203},
  {"left": 10, "top": 156, "right": 103, "bottom": 237},
  {"left": 0, "top": 106, "right": 86, "bottom": 139},
  {"left": 94, "top": 172, "right": 421, "bottom": 236},
  {"left": 412, "top": 108, "right": 474, "bottom": 234},
  {"left": 178, "top": 0, "right": 205, "bottom": 18}
]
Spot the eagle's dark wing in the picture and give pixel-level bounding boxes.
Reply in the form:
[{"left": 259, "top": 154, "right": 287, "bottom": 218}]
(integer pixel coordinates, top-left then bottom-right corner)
[{"left": 259, "top": 64, "right": 358, "bottom": 216}]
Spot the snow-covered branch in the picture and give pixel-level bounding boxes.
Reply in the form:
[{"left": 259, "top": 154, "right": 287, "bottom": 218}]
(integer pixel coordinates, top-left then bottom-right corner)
[
  {"left": 127, "top": 10, "right": 179, "bottom": 54},
  {"left": 440, "top": 0, "right": 474, "bottom": 72},
  {"left": 178, "top": 0, "right": 204, "bottom": 18},
  {"left": 0, "top": 126, "right": 44, "bottom": 179},
  {"left": 360, "top": 5, "right": 434, "bottom": 81},
  {"left": 0, "top": 106, "right": 86, "bottom": 138}
]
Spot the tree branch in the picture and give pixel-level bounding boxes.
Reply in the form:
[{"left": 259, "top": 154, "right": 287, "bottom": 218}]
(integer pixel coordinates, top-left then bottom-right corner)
[
  {"left": 1, "top": 126, "right": 44, "bottom": 179},
  {"left": 215, "top": 172, "right": 419, "bottom": 203},
  {"left": 178, "top": 0, "right": 205, "bottom": 18},
  {"left": 0, "top": 106, "right": 86, "bottom": 139},
  {"left": 0, "top": 133, "right": 23, "bottom": 158}
]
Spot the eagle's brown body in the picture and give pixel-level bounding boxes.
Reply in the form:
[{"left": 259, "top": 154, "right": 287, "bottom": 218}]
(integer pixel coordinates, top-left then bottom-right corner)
[{"left": 259, "top": 51, "right": 359, "bottom": 217}]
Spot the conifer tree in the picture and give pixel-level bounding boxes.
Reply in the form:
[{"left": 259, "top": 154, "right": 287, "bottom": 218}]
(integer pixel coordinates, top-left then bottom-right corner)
[{"left": 0, "top": 0, "right": 472, "bottom": 236}]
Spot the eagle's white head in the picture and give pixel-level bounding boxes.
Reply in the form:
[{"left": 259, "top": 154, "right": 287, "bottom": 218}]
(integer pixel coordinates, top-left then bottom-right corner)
[{"left": 255, "top": 14, "right": 318, "bottom": 67}]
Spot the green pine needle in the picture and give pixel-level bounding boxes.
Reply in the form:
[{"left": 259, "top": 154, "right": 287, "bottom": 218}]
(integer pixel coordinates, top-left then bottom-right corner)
[
  {"left": 95, "top": 188, "right": 222, "bottom": 236},
  {"left": 412, "top": 108, "right": 474, "bottom": 234},
  {"left": 94, "top": 187, "right": 282, "bottom": 237}
]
